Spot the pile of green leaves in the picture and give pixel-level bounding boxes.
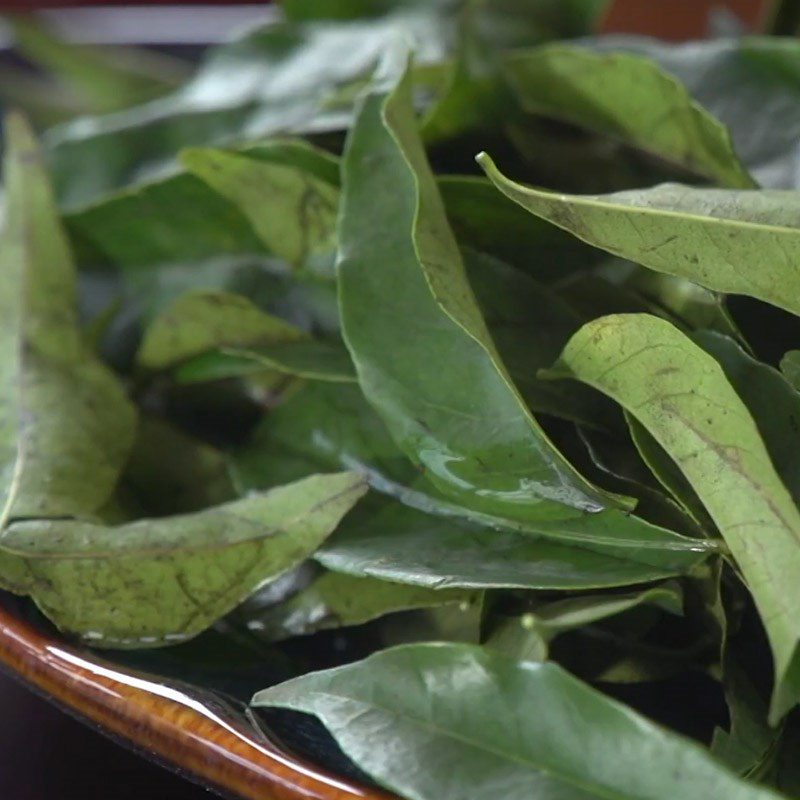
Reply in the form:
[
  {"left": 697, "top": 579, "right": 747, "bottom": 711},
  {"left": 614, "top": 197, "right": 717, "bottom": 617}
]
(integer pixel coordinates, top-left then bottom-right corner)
[{"left": 7, "top": 1, "right": 800, "bottom": 797}]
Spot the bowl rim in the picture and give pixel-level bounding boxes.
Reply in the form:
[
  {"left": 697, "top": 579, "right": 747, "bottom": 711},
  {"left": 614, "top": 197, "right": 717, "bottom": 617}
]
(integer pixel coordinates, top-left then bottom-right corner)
[{"left": 0, "top": 594, "right": 394, "bottom": 800}]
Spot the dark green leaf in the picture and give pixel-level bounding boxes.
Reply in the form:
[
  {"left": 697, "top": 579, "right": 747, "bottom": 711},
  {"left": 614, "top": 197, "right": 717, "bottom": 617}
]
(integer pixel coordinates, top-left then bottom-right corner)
[
  {"left": 253, "top": 643, "right": 782, "bottom": 800},
  {"left": 339, "top": 55, "right": 628, "bottom": 520}
]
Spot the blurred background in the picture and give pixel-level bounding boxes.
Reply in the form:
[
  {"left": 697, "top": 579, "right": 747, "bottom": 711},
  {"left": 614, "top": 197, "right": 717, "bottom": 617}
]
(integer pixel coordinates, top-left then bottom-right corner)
[{"left": 0, "top": 0, "right": 786, "bottom": 797}]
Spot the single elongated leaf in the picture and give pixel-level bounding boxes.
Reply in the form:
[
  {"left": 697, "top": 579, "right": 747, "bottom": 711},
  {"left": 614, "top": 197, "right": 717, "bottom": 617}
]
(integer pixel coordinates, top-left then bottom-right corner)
[
  {"left": 479, "top": 154, "right": 800, "bottom": 318},
  {"left": 487, "top": 581, "right": 682, "bottom": 661},
  {"left": 244, "top": 570, "right": 476, "bottom": 641},
  {"left": 0, "top": 472, "right": 366, "bottom": 647},
  {"left": 174, "top": 340, "right": 356, "bottom": 385},
  {"left": 546, "top": 313, "right": 800, "bottom": 721},
  {"left": 253, "top": 643, "right": 782, "bottom": 800},
  {"left": 136, "top": 290, "right": 303, "bottom": 371},
  {"left": 339, "top": 55, "right": 628, "bottom": 520},
  {"left": 0, "top": 113, "right": 136, "bottom": 524},
  {"left": 319, "top": 500, "right": 710, "bottom": 591},
  {"left": 504, "top": 45, "right": 753, "bottom": 188}
]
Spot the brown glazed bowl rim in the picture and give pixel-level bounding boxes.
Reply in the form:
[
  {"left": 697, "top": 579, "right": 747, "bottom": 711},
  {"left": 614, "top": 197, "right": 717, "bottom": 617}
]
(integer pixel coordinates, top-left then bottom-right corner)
[{"left": 0, "top": 594, "right": 393, "bottom": 800}]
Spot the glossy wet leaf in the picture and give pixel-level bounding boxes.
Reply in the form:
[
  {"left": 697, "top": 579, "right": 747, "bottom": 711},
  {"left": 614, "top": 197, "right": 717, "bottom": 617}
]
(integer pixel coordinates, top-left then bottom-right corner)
[
  {"left": 232, "top": 383, "right": 712, "bottom": 588},
  {"left": 504, "top": 45, "right": 754, "bottom": 187},
  {"left": 0, "top": 113, "right": 136, "bottom": 525},
  {"left": 244, "top": 571, "right": 476, "bottom": 641},
  {"left": 0, "top": 472, "right": 366, "bottom": 647},
  {"left": 546, "top": 313, "right": 800, "bottom": 721},
  {"left": 479, "top": 154, "right": 800, "bottom": 319},
  {"left": 318, "top": 500, "right": 710, "bottom": 591},
  {"left": 339, "top": 54, "right": 627, "bottom": 521},
  {"left": 253, "top": 643, "right": 782, "bottom": 800}
]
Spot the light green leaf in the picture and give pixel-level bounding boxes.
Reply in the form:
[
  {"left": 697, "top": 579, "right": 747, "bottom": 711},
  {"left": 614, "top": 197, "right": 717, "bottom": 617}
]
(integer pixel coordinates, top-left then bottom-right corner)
[
  {"left": 0, "top": 112, "right": 136, "bottom": 524},
  {"left": 479, "top": 154, "right": 800, "bottom": 318},
  {"left": 253, "top": 643, "right": 782, "bottom": 800},
  {"left": 338, "top": 55, "right": 629, "bottom": 521},
  {"left": 504, "top": 45, "right": 753, "bottom": 188},
  {"left": 136, "top": 289, "right": 304, "bottom": 371},
  {"left": 0, "top": 472, "right": 366, "bottom": 647},
  {"left": 546, "top": 313, "right": 800, "bottom": 721},
  {"left": 181, "top": 146, "right": 339, "bottom": 272},
  {"left": 695, "top": 331, "right": 800, "bottom": 507},
  {"left": 243, "top": 570, "right": 476, "bottom": 641}
]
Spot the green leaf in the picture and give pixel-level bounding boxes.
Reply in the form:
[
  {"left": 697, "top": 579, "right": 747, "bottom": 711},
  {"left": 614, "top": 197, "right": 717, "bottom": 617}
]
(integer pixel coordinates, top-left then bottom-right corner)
[
  {"left": 464, "top": 248, "right": 614, "bottom": 427},
  {"left": 121, "top": 416, "right": 235, "bottom": 516},
  {"left": 625, "top": 412, "right": 713, "bottom": 531},
  {"left": 0, "top": 112, "right": 136, "bottom": 524},
  {"left": 487, "top": 581, "right": 683, "bottom": 661},
  {"left": 479, "top": 154, "right": 800, "bottom": 319},
  {"left": 0, "top": 472, "right": 366, "bottom": 647},
  {"left": 586, "top": 37, "right": 800, "bottom": 189},
  {"left": 65, "top": 138, "right": 337, "bottom": 271},
  {"left": 242, "top": 570, "right": 476, "bottom": 641},
  {"left": 136, "top": 289, "right": 304, "bottom": 372},
  {"left": 504, "top": 45, "right": 754, "bottom": 188},
  {"left": 779, "top": 350, "right": 800, "bottom": 391},
  {"left": 439, "top": 175, "right": 603, "bottom": 279},
  {"left": 253, "top": 642, "right": 782, "bottom": 800},
  {"left": 546, "top": 313, "right": 800, "bottom": 721},
  {"left": 233, "top": 384, "right": 712, "bottom": 589},
  {"left": 339, "top": 55, "right": 629, "bottom": 521},
  {"left": 694, "top": 331, "right": 800, "bottom": 507},
  {"left": 180, "top": 146, "right": 339, "bottom": 272},
  {"left": 319, "top": 499, "right": 711, "bottom": 591},
  {"left": 173, "top": 340, "right": 356, "bottom": 385}
]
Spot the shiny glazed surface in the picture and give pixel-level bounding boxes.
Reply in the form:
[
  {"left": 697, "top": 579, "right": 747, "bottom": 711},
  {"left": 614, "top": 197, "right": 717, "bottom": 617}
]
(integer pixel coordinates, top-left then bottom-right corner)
[{"left": 0, "top": 594, "right": 391, "bottom": 800}]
